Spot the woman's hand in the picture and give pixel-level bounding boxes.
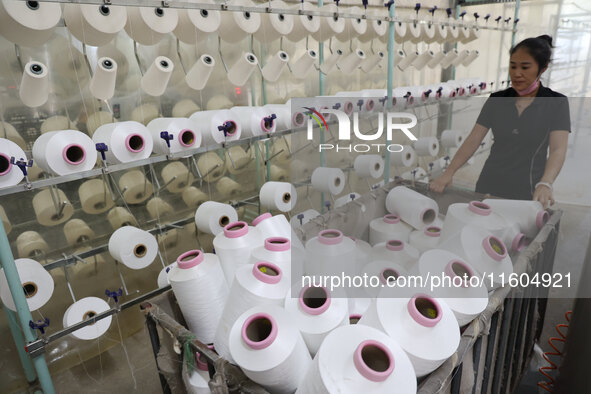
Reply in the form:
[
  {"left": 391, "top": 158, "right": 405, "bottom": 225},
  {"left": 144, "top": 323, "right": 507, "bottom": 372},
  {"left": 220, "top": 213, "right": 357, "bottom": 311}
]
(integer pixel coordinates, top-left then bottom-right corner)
[
  {"left": 533, "top": 184, "right": 555, "bottom": 209},
  {"left": 429, "top": 172, "right": 453, "bottom": 193}
]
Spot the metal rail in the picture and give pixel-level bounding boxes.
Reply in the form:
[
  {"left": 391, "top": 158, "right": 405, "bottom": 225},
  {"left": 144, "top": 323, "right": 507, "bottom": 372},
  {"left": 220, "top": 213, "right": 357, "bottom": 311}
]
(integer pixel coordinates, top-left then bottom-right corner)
[{"left": 25, "top": 285, "right": 171, "bottom": 358}]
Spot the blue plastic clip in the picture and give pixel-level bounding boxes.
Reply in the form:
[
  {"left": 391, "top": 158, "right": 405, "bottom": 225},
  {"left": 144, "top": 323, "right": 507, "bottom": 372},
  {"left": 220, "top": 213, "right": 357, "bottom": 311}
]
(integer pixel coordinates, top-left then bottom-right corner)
[
  {"left": 105, "top": 288, "right": 123, "bottom": 304},
  {"left": 160, "top": 131, "right": 174, "bottom": 148},
  {"left": 362, "top": 0, "right": 368, "bottom": 9},
  {"left": 473, "top": 12, "right": 479, "bottom": 21},
  {"left": 349, "top": 193, "right": 356, "bottom": 201},
  {"left": 414, "top": 3, "right": 421, "bottom": 14},
  {"left": 446, "top": 8, "right": 452, "bottom": 18},
  {"left": 495, "top": 16, "right": 502, "bottom": 23},
  {"left": 263, "top": 114, "right": 277, "bottom": 129},
  {"left": 514, "top": 18, "right": 519, "bottom": 24},
  {"left": 459, "top": 11, "right": 466, "bottom": 20},
  {"left": 357, "top": 99, "right": 364, "bottom": 111},
  {"left": 217, "top": 121, "right": 234, "bottom": 137},
  {"left": 332, "top": 103, "right": 341, "bottom": 110},
  {"left": 95, "top": 143, "right": 109, "bottom": 161},
  {"left": 10, "top": 157, "right": 33, "bottom": 177},
  {"left": 428, "top": 6, "right": 437, "bottom": 16},
  {"left": 334, "top": 0, "right": 340, "bottom": 6},
  {"left": 504, "top": 17, "right": 511, "bottom": 23},
  {"left": 297, "top": 213, "right": 304, "bottom": 225},
  {"left": 424, "top": 89, "right": 432, "bottom": 97},
  {"left": 379, "top": 96, "right": 387, "bottom": 105},
  {"left": 29, "top": 318, "right": 50, "bottom": 335},
  {"left": 324, "top": 201, "right": 331, "bottom": 211},
  {"left": 384, "top": 0, "right": 394, "bottom": 11},
  {"left": 484, "top": 14, "right": 491, "bottom": 22}
]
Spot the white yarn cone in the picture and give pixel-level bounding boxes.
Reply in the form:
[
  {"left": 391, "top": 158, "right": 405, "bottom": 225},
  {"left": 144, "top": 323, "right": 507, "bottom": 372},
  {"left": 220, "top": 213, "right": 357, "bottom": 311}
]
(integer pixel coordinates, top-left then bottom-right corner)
[
  {"left": 213, "top": 221, "right": 264, "bottom": 285},
  {"left": 168, "top": 250, "right": 228, "bottom": 343},
  {"left": 417, "top": 249, "right": 488, "bottom": 326},
  {"left": 284, "top": 286, "right": 349, "bottom": 357},
  {"left": 229, "top": 305, "right": 312, "bottom": 393},
  {"left": 295, "top": 324, "right": 417, "bottom": 394},
  {"left": 482, "top": 199, "right": 549, "bottom": 239},
  {"left": 439, "top": 225, "right": 513, "bottom": 290},
  {"left": 369, "top": 214, "right": 413, "bottom": 246},
  {"left": 409, "top": 226, "right": 442, "bottom": 254},
  {"left": 371, "top": 240, "right": 420, "bottom": 272},
  {"left": 359, "top": 292, "right": 460, "bottom": 377},
  {"left": 214, "top": 261, "right": 290, "bottom": 362}
]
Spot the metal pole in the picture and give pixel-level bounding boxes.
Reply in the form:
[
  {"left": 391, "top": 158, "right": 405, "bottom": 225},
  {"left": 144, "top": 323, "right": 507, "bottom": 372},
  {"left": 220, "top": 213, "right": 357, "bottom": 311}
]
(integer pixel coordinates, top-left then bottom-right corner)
[
  {"left": 510, "top": 0, "right": 521, "bottom": 49},
  {"left": 384, "top": 1, "right": 396, "bottom": 185},
  {"left": 0, "top": 221, "right": 55, "bottom": 394},
  {"left": 507, "top": 0, "right": 521, "bottom": 82},
  {"left": 5, "top": 308, "right": 37, "bottom": 382},
  {"left": 318, "top": 0, "right": 326, "bottom": 213}
]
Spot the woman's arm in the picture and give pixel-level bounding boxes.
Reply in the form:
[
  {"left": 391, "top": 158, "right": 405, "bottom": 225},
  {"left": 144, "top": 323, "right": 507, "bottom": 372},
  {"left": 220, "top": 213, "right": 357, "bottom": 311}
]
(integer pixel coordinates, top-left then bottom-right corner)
[
  {"left": 429, "top": 123, "right": 489, "bottom": 192},
  {"left": 533, "top": 130, "right": 569, "bottom": 208}
]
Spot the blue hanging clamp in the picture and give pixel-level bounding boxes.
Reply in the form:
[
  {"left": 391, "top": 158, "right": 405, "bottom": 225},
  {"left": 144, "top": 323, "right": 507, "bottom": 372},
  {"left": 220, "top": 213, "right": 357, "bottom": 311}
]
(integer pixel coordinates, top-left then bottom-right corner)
[
  {"left": 334, "top": 0, "right": 340, "bottom": 6},
  {"left": 95, "top": 143, "right": 109, "bottom": 162},
  {"left": 263, "top": 114, "right": 277, "bottom": 129},
  {"left": 414, "top": 3, "right": 421, "bottom": 14},
  {"left": 357, "top": 99, "right": 364, "bottom": 111},
  {"left": 428, "top": 6, "right": 437, "bottom": 17},
  {"left": 459, "top": 11, "right": 466, "bottom": 20},
  {"left": 362, "top": 0, "right": 368, "bottom": 10},
  {"left": 504, "top": 17, "right": 511, "bottom": 24},
  {"left": 484, "top": 14, "right": 491, "bottom": 23},
  {"left": 332, "top": 103, "right": 341, "bottom": 110},
  {"left": 10, "top": 157, "right": 33, "bottom": 177},
  {"left": 379, "top": 96, "right": 387, "bottom": 106},
  {"left": 514, "top": 18, "right": 519, "bottom": 24},
  {"left": 495, "top": 16, "right": 502, "bottom": 23},
  {"left": 324, "top": 201, "right": 331, "bottom": 211},
  {"left": 29, "top": 318, "right": 50, "bottom": 336},
  {"left": 217, "top": 121, "right": 234, "bottom": 137},
  {"left": 349, "top": 193, "right": 356, "bottom": 201},
  {"left": 473, "top": 12, "right": 480, "bottom": 22},
  {"left": 297, "top": 213, "right": 304, "bottom": 226},
  {"left": 384, "top": 0, "right": 394, "bottom": 11},
  {"left": 424, "top": 89, "right": 432, "bottom": 98},
  {"left": 445, "top": 8, "right": 452, "bottom": 18},
  {"left": 106, "top": 288, "right": 123, "bottom": 304},
  {"left": 160, "top": 131, "right": 174, "bottom": 148}
]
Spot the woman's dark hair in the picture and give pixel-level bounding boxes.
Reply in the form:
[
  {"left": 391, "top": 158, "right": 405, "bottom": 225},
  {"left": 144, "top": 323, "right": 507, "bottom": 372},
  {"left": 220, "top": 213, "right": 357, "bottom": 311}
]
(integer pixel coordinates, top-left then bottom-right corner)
[{"left": 510, "top": 35, "right": 553, "bottom": 73}]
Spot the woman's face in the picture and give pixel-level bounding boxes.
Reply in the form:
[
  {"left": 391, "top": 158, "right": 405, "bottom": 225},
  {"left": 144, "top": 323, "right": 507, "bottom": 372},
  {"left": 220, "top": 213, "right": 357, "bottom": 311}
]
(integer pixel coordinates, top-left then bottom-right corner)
[{"left": 509, "top": 47, "right": 545, "bottom": 91}]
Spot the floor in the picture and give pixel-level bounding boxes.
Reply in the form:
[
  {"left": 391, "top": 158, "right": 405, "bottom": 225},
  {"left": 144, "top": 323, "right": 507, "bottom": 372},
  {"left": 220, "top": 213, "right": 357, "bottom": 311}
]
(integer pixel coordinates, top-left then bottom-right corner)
[{"left": 12, "top": 324, "right": 162, "bottom": 394}]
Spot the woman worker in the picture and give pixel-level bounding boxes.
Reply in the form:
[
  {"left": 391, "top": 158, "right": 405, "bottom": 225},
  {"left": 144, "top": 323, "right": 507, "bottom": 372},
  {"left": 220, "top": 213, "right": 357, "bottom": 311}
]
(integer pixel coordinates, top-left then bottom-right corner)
[{"left": 430, "top": 35, "right": 570, "bottom": 209}]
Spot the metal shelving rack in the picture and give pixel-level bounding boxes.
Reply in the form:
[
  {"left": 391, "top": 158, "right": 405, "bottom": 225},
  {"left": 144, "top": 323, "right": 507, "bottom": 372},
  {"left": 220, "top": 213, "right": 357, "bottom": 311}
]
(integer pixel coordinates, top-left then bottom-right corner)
[{"left": 0, "top": 1, "right": 520, "bottom": 393}]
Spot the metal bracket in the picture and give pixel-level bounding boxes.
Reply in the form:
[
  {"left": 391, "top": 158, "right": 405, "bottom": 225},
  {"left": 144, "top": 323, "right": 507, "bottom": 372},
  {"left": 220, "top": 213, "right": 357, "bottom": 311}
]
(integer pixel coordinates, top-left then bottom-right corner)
[{"left": 25, "top": 337, "right": 46, "bottom": 358}]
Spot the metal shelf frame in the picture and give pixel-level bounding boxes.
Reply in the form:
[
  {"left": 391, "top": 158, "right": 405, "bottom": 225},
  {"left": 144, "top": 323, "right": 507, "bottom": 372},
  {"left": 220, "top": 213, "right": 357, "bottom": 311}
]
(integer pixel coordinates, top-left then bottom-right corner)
[{"left": 30, "top": 0, "right": 517, "bottom": 32}]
